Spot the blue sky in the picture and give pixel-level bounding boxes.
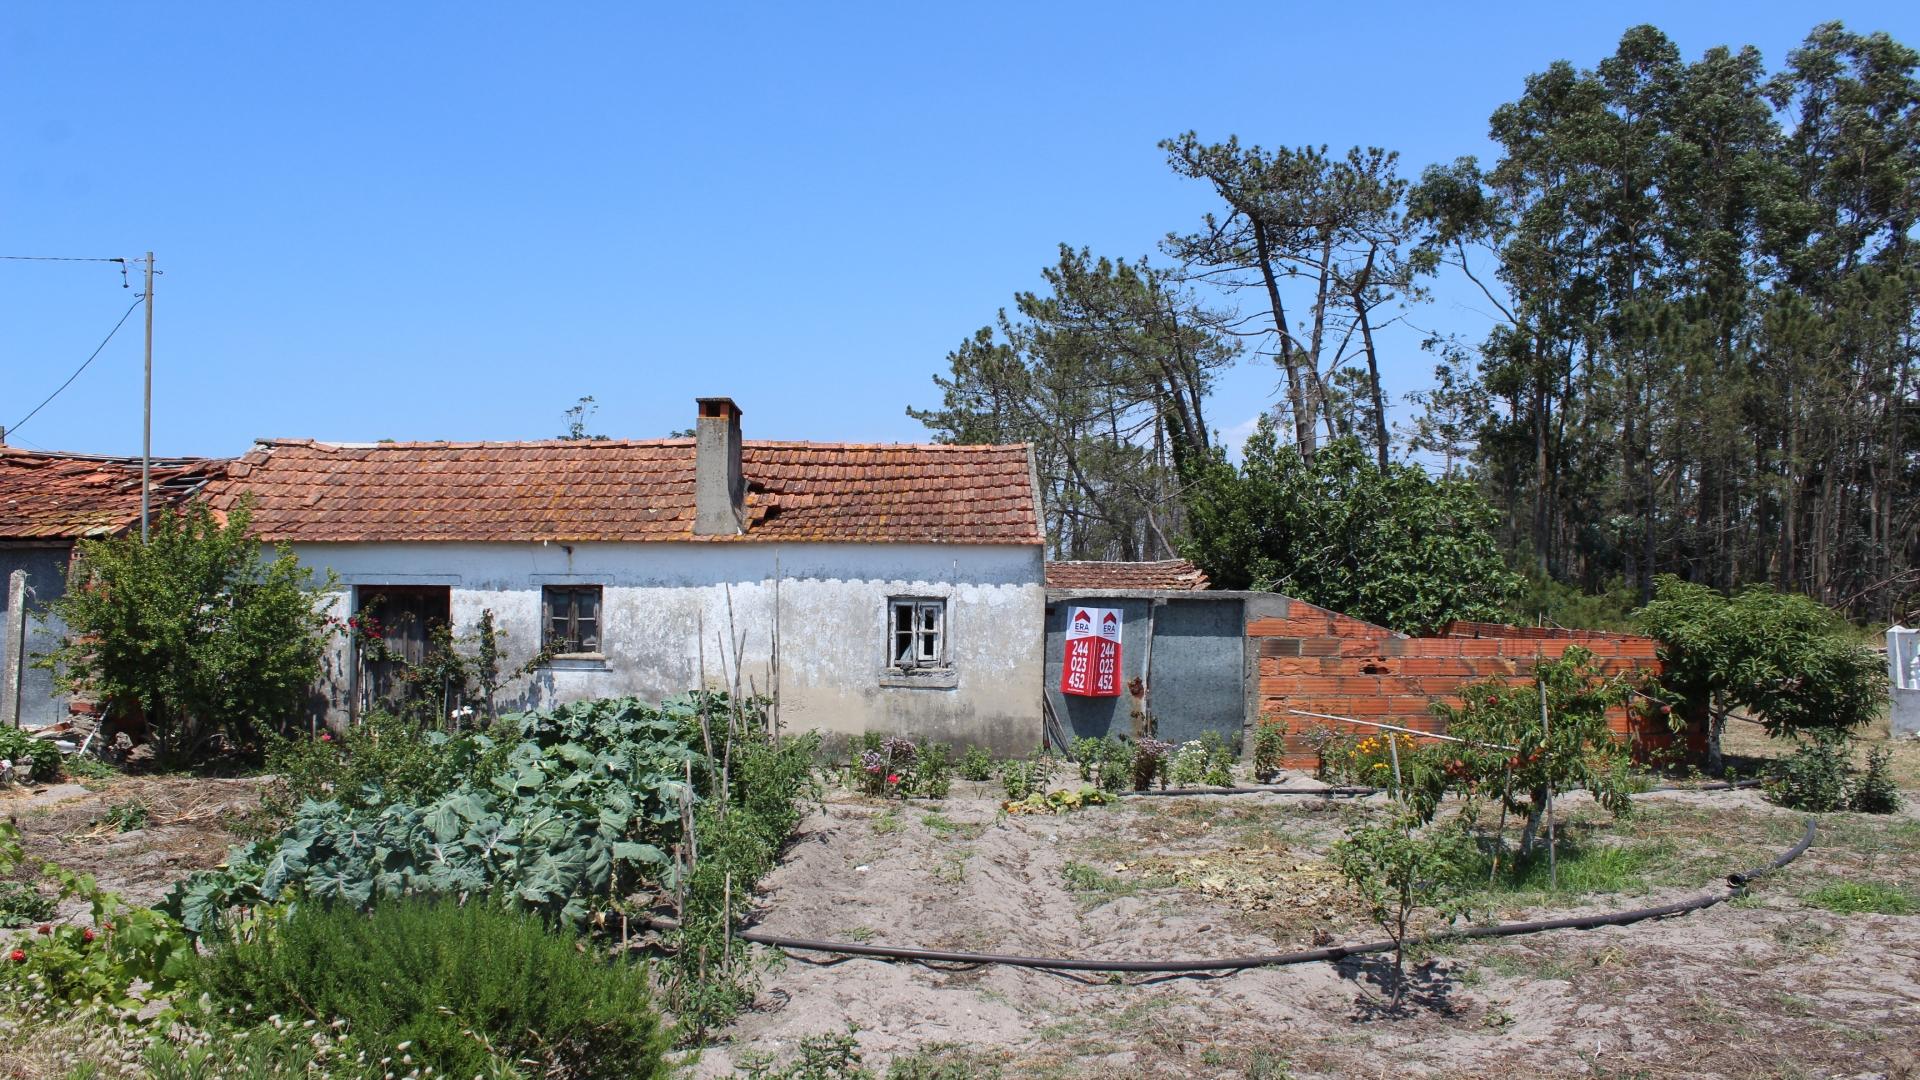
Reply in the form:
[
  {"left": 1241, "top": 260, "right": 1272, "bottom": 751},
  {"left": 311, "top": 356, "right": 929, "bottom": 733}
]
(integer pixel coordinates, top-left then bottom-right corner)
[{"left": 4, "top": 2, "right": 1916, "bottom": 458}]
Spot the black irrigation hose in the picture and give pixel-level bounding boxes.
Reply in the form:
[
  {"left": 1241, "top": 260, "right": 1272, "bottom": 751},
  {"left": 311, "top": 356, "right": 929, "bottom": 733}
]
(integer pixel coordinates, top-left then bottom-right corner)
[
  {"left": 656, "top": 818, "right": 1816, "bottom": 978},
  {"left": 1116, "top": 778, "right": 1761, "bottom": 800},
  {"left": 1123, "top": 784, "right": 1381, "bottom": 798},
  {"left": 1647, "top": 778, "right": 1764, "bottom": 793}
]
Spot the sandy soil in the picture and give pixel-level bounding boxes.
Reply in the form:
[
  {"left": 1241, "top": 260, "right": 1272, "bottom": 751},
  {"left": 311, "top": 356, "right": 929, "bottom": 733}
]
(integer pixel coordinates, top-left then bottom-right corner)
[
  {"left": 700, "top": 784, "right": 1920, "bottom": 1079},
  {"left": 1, "top": 774, "right": 268, "bottom": 924}
]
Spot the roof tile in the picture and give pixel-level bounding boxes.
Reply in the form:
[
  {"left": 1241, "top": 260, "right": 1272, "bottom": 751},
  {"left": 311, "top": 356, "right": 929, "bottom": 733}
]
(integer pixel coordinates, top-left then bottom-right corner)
[
  {"left": 202, "top": 439, "right": 1042, "bottom": 546},
  {"left": 0, "top": 449, "right": 226, "bottom": 540},
  {"left": 1045, "top": 559, "right": 1211, "bottom": 591}
]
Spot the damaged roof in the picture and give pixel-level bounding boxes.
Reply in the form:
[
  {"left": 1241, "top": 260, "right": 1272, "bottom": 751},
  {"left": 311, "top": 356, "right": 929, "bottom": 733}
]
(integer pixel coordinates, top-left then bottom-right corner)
[
  {"left": 0, "top": 448, "right": 227, "bottom": 540},
  {"left": 204, "top": 439, "right": 1044, "bottom": 545},
  {"left": 1045, "top": 558, "right": 1211, "bottom": 591}
]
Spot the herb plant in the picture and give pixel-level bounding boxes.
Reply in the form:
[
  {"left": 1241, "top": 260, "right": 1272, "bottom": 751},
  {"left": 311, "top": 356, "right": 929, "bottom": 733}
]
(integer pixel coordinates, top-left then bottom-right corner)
[
  {"left": 0, "top": 726, "right": 63, "bottom": 784},
  {"left": 958, "top": 745, "right": 995, "bottom": 782},
  {"left": 1252, "top": 717, "right": 1288, "bottom": 777},
  {"left": 1766, "top": 732, "right": 1852, "bottom": 812}
]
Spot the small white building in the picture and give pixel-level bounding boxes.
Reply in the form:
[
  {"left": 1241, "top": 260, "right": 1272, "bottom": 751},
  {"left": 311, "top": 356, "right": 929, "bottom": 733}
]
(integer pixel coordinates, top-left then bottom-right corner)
[{"left": 204, "top": 399, "right": 1047, "bottom": 753}]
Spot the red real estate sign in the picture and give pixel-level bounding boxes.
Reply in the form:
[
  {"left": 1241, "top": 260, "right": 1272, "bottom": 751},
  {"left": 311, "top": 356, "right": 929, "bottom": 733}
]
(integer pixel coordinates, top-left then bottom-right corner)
[{"left": 1060, "top": 606, "right": 1123, "bottom": 697}]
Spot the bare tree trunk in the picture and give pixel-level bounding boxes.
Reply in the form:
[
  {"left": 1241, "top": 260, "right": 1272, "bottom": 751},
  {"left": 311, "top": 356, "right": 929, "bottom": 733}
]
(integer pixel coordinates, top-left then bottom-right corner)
[{"left": 1253, "top": 224, "right": 1316, "bottom": 454}]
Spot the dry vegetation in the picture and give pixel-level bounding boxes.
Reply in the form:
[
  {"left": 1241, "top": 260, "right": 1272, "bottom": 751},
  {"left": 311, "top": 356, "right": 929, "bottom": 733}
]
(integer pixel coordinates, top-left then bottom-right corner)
[
  {"left": 3, "top": 730, "right": 1917, "bottom": 1080},
  {"left": 703, "top": 739, "right": 1920, "bottom": 1079}
]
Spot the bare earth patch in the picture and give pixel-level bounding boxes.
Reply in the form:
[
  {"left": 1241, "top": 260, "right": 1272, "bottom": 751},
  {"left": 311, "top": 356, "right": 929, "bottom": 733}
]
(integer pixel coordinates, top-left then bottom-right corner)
[
  {"left": 1, "top": 774, "right": 268, "bottom": 920},
  {"left": 701, "top": 786, "right": 1920, "bottom": 1079}
]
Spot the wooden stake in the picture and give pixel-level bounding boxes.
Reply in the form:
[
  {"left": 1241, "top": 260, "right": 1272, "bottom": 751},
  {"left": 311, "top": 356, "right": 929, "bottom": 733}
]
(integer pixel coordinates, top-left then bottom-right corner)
[{"left": 1540, "top": 671, "right": 1557, "bottom": 890}]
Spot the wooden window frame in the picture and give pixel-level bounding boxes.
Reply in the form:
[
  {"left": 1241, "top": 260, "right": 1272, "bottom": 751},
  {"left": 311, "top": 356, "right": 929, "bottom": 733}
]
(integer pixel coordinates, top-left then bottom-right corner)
[
  {"left": 887, "top": 597, "right": 948, "bottom": 672},
  {"left": 542, "top": 585, "right": 604, "bottom": 657}
]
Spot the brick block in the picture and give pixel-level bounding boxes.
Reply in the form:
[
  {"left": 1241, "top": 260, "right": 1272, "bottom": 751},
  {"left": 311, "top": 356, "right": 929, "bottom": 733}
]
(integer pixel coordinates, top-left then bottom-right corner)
[{"left": 1259, "top": 637, "right": 1303, "bottom": 657}]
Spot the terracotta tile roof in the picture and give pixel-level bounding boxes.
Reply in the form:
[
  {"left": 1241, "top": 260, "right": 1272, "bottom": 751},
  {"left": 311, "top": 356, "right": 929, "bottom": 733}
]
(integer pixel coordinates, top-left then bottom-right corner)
[
  {"left": 1045, "top": 558, "right": 1211, "bottom": 591},
  {"left": 0, "top": 448, "right": 226, "bottom": 540},
  {"left": 204, "top": 439, "right": 1043, "bottom": 545}
]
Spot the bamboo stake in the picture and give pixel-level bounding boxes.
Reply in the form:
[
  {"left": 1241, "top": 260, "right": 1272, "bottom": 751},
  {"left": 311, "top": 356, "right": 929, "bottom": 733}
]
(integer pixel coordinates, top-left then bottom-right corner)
[
  {"left": 771, "top": 551, "right": 782, "bottom": 743},
  {"left": 1387, "top": 728, "right": 1405, "bottom": 815},
  {"left": 1491, "top": 766, "right": 1512, "bottom": 887},
  {"left": 1540, "top": 671, "right": 1557, "bottom": 891}
]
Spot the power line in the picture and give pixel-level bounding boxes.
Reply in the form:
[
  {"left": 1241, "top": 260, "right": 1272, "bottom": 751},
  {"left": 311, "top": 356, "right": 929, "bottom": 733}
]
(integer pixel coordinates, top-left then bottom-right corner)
[
  {"left": 6, "top": 297, "right": 145, "bottom": 438},
  {"left": 0, "top": 255, "right": 127, "bottom": 263}
]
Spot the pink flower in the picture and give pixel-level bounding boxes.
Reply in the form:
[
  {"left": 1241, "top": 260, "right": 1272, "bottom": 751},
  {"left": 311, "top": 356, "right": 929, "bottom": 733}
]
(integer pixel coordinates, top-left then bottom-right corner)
[
  {"left": 319, "top": 733, "right": 332, "bottom": 742},
  {"left": 886, "top": 774, "right": 900, "bottom": 785},
  {"left": 81, "top": 928, "right": 94, "bottom": 943},
  {"left": 8, "top": 949, "right": 24, "bottom": 963}
]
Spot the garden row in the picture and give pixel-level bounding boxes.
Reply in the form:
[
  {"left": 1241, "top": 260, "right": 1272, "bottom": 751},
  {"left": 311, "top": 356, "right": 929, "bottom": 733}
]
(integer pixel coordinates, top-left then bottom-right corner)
[{"left": 0, "top": 692, "right": 819, "bottom": 1078}]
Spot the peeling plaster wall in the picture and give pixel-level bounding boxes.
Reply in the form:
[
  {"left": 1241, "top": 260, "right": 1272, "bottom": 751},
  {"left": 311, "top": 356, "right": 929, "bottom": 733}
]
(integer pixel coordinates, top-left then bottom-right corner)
[{"left": 293, "top": 541, "right": 1044, "bottom": 754}]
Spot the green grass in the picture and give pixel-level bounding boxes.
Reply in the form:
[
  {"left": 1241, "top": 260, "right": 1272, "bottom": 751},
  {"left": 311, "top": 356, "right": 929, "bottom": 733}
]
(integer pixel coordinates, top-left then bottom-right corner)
[
  {"left": 870, "top": 809, "right": 902, "bottom": 835},
  {"left": 920, "top": 812, "right": 985, "bottom": 839},
  {"left": 1464, "top": 837, "right": 1679, "bottom": 898},
  {"left": 1058, "top": 861, "right": 1167, "bottom": 905},
  {"left": 1803, "top": 880, "right": 1915, "bottom": 915}
]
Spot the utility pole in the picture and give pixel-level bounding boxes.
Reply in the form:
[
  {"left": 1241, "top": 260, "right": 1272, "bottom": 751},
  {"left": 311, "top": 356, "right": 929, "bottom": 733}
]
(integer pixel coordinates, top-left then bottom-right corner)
[{"left": 141, "top": 252, "right": 154, "bottom": 542}]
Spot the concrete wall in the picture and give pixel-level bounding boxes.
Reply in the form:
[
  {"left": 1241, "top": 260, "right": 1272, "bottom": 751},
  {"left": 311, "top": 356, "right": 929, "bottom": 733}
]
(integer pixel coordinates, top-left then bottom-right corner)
[
  {"left": 1890, "top": 627, "right": 1919, "bottom": 738},
  {"left": 1, "top": 543, "right": 71, "bottom": 729},
  {"left": 290, "top": 541, "right": 1046, "bottom": 754}
]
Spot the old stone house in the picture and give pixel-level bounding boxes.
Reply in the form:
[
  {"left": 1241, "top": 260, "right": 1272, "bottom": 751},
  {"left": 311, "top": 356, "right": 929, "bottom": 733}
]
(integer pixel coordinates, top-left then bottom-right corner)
[
  {"left": 0, "top": 449, "right": 225, "bottom": 728},
  {"left": 202, "top": 399, "right": 1048, "bottom": 752}
]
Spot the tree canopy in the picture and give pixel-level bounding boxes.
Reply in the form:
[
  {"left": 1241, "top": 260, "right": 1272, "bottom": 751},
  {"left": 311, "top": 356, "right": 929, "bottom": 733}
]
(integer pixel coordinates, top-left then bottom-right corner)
[
  {"left": 912, "top": 19, "right": 1917, "bottom": 631},
  {"left": 1178, "top": 425, "right": 1516, "bottom": 631},
  {"left": 39, "top": 500, "right": 335, "bottom": 762},
  {"left": 1634, "top": 576, "right": 1887, "bottom": 771}
]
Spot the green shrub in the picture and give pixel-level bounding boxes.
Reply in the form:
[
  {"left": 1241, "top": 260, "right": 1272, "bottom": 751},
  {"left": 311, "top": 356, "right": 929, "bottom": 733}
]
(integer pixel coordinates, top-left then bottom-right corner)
[
  {"left": 1848, "top": 747, "right": 1902, "bottom": 814},
  {"left": 1168, "top": 740, "right": 1208, "bottom": 786},
  {"left": 99, "top": 800, "right": 149, "bottom": 832},
  {"left": 668, "top": 728, "right": 821, "bottom": 1035},
  {"left": 1433, "top": 647, "right": 1636, "bottom": 849},
  {"left": 1068, "top": 736, "right": 1133, "bottom": 792},
  {"left": 166, "top": 694, "right": 731, "bottom": 934},
  {"left": 59, "top": 753, "right": 119, "bottom": 781},
  {"left": 1506, "top": 570, "right": 1639, "bottom": 633},
  {"left": 1329, "top": 816, "right": 1475, "bottom": 1006},
  {"left": 195, "top": 897, "right": 674, "bottom": 1079},
  {"left": 739, "top": 1025, "right": 867, "bottom": 1078},
  {"left": 1767, "top": 734, "right": 1851, "bottom": 812},
  {"left": 1200, "top": 732, "right": 1235, "bottom": 786},
  {"left": 263, "top": 709, "right": 500, "bottom": 822},
  {"left": 1803, "top": 880, "right": 1915, "bottom": 915},
  {"left": 909, "top": 743, "right": 953, "bottom": 799},
  {"left": 1635, "top": 576, "right": 1887, "bottom": 773},
  {"left": 998, "top": 754, "right": 1053, "bottom": 801},
  {"left": 0, "top": 880, "right": 55, "bottom": 928},
  {"left": 36, "top": 499, "right": 335, "bottom": 765},
  {"left": 0, "top": 726, "right": 62, "bottom": 783},
  {"left": 958, "top": 746, "right": 995, "bottom": 782},
  {"left": 1252, "top": 717, "right": 1288, "bottom": 777}
]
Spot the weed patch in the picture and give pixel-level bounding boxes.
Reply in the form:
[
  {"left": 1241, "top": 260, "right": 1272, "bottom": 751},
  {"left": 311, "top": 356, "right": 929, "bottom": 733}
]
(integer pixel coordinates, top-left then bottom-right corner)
[{"left": 1803, "top": 880, "right": 1914, "bottom": 915}]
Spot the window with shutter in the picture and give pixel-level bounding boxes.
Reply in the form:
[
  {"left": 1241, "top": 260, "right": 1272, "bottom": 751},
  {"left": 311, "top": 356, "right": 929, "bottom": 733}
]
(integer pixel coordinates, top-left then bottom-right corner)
[{"left": 541, "top": 585, "right": 604, "bottom": 655}]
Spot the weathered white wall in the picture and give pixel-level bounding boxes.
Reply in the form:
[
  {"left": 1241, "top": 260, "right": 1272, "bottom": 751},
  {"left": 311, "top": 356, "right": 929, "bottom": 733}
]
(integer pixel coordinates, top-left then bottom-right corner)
[{"left": 293, "top": 541, "right": 1045, "bottom": 754}]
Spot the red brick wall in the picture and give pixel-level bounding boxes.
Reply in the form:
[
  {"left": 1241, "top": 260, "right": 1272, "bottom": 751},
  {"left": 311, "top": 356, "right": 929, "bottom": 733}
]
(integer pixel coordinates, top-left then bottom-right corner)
[{"left": 1252, "top": 606, "right": 1685, "bottom": 768}]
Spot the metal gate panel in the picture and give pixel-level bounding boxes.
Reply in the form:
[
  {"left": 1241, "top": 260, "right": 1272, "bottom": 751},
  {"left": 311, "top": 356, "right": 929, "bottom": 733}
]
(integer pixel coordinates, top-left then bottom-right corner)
[
  {"left": 1043, "top": 595, "right": 1245, "bottom": 747},
  {"left": 1147, "top": 598, "right": 1246, "bottom": 746}
]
